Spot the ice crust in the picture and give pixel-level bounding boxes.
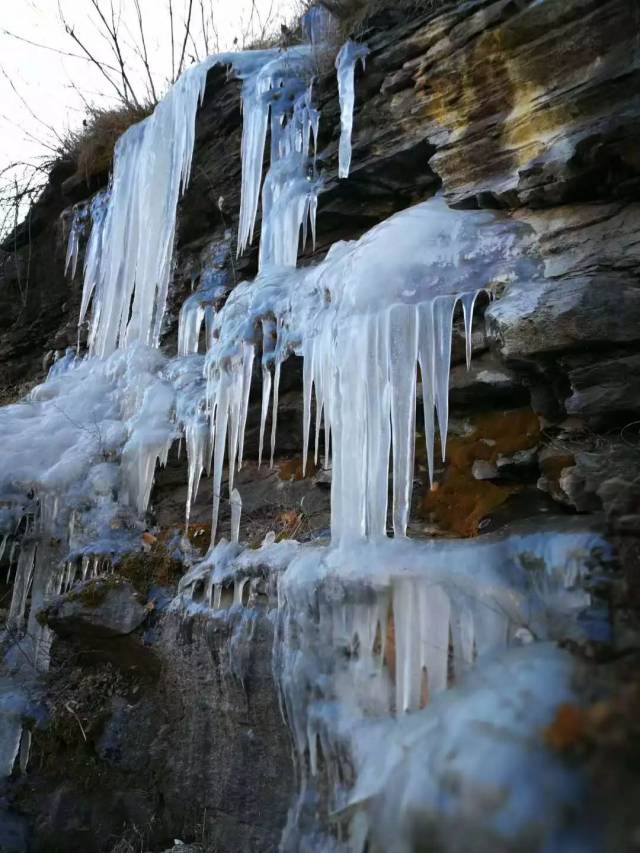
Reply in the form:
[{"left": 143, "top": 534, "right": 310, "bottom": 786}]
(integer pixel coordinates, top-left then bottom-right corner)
[
  {"left": 349, "top": 644, "right": 591, "bottom": 853},
  {"left": 336, "top": 41, "right": 369, "bottom": 179},
  {"left": 272, "top": 522, "right": 606, "bottom": 850}
]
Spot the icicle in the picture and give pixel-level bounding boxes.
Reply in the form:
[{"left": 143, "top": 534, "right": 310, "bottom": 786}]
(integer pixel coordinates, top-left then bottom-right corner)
[
  {"left": 233, "top": 576, "right": 249, "bottom": 606},
  {"left": 432, "top": 295, "right": 458, "bottom": 462},
  {"left": 77, "top": 48, "right": 313, "bottom": 356},
  {"left": 0, "top": 722, "right": 22, "bottom": 779},
  {"left": 18, "top": 728, "right": 31, "bottom": 774},
  {"left": 389, "top": 305, "right": 418, "bottom": 538},
  {"left": 237, "top": 47, "right": 317, "bottom": 260},
  {"left": 237, "top": 343, "right": 255, "bottom": 471},
  {"left": 270, "top": 360, "right": 281, "bottom": 469},
  {"left": 210, "top": 379, "right": 230, "bottom": 545},
  {"left": 335, "top": 41, "right": 369, "bottom": 179},
  {"left": 460, "top": 290, "right": 479, "bottom": 370},
  {"left": 302, "top": 345, "right": 314, "bottom": 477},
  {"left": 259, "top": 366, "right": 272, "bottom": 469},
  {"left": 257, "top": 84, "right": 322, "bottom": 271},
  {"left": 230, "top": 489, "right": 242, "bottom": 544},
  {"left": 8, "top": 542, "right": 36, "bottom": 630}
]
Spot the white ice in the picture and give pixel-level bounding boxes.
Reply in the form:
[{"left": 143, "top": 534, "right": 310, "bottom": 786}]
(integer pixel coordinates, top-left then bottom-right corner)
[
  {"left": 200, "top": 198, "right": 540, "bottom": 544},
  {"left": 336, "top": 41, "right": 369, "bottom": 179}
]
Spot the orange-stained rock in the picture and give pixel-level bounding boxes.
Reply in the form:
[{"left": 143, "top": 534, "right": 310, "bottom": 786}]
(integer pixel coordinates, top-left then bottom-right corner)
[{"left": 420, "top": 408, "right": 540, "bottom": 536}]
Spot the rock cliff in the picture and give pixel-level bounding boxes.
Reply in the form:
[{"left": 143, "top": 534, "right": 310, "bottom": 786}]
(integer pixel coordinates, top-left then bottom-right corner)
[{"left": 1, "top": 1, "right": 639, "bottom": 851}]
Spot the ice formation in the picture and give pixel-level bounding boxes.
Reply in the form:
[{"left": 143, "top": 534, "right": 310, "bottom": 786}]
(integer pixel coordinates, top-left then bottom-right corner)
[
  {"left": 336, "top": 41, "right": 369, "bottom": 179},
  {"left": 198, "top": 198, "right": 539, "bottom": 543},
  {"left": 0, "top": 24, "right": 608, "bottom": 851},
  {"left": 271, "top": 520, "right": 607, "bottom": 850},
  {"left": 236, "top": 46, "right": 319, "bottom": 269},
  {"left": 302, "top": 4, "right": 337, "bottom": 45},
  {"left": 176, "top": 519, "right": 606, "bottom": 850},
  {"left": 79, "top": 46, "right": 316, "bottom": 358},
  {"left": 349, "top": 644, "right": 590, "bottom": 852}
]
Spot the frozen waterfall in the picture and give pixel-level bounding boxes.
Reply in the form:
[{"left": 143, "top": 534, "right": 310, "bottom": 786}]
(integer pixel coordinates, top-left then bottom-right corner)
[{"left": 0, "top": 27, "right": 607, "bottom": 853}]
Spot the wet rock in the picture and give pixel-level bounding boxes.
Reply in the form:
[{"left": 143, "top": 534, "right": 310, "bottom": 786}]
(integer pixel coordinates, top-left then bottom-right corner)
[
  {"left": 564, "top": 353, "right": 640, "bottom": 419},
  {"left": 449, "top": 353, "right": 527, "bottom": 409},
  {"left": 410, "top": 0, "right": 640, "bottom": 207},
  {"left": 486, "top": 275, "right": 640, "bottom": 360},
  {"left": 153, "top": 608, "right": 295, "bottom": 853},
  {"left": 42, "top": 577, "right": 147, "bottom": 640},
  {"left": 472, "top": 460, "right": 498, "bottom": 480},
  {"left": 557, "top": 445, "right": 640, "bottom": 516},
  {"left": 496, "top": 446, "right": 539, "bottom": 480}
]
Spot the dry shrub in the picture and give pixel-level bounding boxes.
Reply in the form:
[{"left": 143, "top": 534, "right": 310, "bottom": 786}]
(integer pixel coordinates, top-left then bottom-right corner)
[{"left": 61, "top": 102, "right": 153, "bottom": 183}]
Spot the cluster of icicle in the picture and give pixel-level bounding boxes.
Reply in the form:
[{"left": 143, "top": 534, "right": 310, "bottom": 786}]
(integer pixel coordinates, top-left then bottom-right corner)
[
  {"left": 79, "top": 45, "right": 318, "bottom": 359},
  {"left": 190, "top": 197, "right": 540, "bottom": 545}
]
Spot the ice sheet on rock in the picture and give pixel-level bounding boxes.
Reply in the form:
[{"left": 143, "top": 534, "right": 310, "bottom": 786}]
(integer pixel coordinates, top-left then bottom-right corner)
[
  {"left": 277, "top": 517, "right": 604, "bottom": 725},
  {"left": 0, "top": 684, "right": 27, "bottom": 778},
  {"left": 177, "top": 536, "right": 301, "bottom": 607},
  {"left": 0, "top": 345, "right": 177, "bottom": 559},
  {"left": 349, "top": 644, "right": 590, "bottom": 853},
  {"left": 274, "top": 520, "right": 606, "bottom": 849},
  {"left": 64, "top": 198, "right": 91, "bottom": 281},
  {"left": 336, "top": 41, "right": 369, "bottom": 180},
  {"left": 177, "top": 242, "right": 231, "bottom": 357},
  {"left": 258, "top": 85, "right": 320, "bottom": 270}
]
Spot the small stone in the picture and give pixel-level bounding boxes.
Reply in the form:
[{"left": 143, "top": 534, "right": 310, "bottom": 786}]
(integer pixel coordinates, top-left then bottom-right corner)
[{"left": 472, "top": 460, "right": 498, "bottom": 480}]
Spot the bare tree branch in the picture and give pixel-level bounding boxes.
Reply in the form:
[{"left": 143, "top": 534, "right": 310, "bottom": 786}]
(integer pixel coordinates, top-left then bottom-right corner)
[
  {"left": 168, "top": 0, "right": 176, "bottom": 82},
  {"left": 0, "top": 26, "right": 120, "bottom": 73},
  {"left": 58, "top": 2, "right": 130, "bottom": 105},
  {"left": 132, "top": 0, "right": 158, "bottom": 102},
  {"left": 176, "top": 0, "right": 195, "bottom": 78},
  {"left": 86, "top": 0, "right": 141, "bottom": 106}
]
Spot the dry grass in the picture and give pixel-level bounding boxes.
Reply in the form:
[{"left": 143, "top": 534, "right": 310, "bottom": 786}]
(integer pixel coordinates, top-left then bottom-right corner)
[
  {"left": 61, "top": 102, "right": 153, "bottom": 183},
  {"left": 319, "top": 0, "right": 459, "bottom": 38}
]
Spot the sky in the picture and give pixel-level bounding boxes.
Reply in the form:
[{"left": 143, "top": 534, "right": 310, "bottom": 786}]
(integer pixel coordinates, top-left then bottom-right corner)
[{"left": 0, "top": 0, "right": 297, "bottom": 216}]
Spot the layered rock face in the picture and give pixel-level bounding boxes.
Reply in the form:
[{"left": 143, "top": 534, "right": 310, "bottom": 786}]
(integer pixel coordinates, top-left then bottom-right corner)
[{"left": 1, "top": 0, "right": 640, "bottom": 851}]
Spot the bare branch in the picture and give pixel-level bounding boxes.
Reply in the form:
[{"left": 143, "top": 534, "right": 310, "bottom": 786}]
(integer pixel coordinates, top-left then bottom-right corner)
[
  {"left": 86, "top": 0, "right": 141, "bottom": 106},
  {"left": 176, "top": 0, "right": 194, "bottom": 78},
  {"left": 0, "top": 66, "right": 67, "bottom": 150},
  {"left": 0, "top": 26, "right": 120, "bottom": 73},
  {"left": 168, "top": 0, "right": 176, "bottom": 82},
  {"left": 58, "top": 2, "right": 130, "bottom": 105},
  {"left": 132, "top": 0, "right": 158, "bottom": 102}
]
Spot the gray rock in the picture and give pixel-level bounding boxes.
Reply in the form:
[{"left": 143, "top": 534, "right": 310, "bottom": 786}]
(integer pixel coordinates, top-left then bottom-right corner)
[
  {"left": 43, "top": 577, "right": 147, "bottom": 640},
  {"left": 515, "top": 203, "right": 640, "bottom": 281},
  {"left": 472, "top": 460, "right": 499, "bottom": 480},
  {"left": 564, "top": 353, "right": 640, "bottom": 417},
  {"left": 558, "top": 446, "right": 640, "bottom": 515},
  {"left": 486, "top": 275, "right": 640, "bottom": 360},
  {"left": 449, "top": 353, "right": 527, "bottom": 409}
]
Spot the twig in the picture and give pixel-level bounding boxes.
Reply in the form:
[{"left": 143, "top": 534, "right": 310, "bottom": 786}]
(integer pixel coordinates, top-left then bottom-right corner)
[{"left": 64, "top": 702, "right": 88, "bottom": 741}]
